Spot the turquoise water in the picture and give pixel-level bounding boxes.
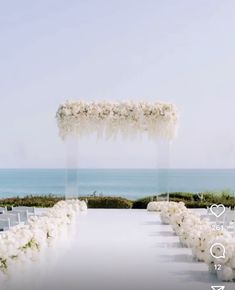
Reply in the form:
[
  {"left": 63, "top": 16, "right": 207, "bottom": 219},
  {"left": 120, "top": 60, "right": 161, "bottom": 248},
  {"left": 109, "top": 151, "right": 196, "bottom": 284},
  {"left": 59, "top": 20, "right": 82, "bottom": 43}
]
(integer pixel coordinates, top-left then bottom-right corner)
[{"left": 0, "top": 169, "right": 235, "bottom": 199}]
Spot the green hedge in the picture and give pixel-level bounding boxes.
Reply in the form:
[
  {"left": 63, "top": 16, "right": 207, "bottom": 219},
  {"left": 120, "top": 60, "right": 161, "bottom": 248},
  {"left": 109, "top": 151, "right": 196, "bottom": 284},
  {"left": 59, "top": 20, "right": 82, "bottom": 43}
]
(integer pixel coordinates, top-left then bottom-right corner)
[
  {"left": 132, "top": 197, "right": 152, "bottom": 209},
  {"left": 0, "top": 191, "right": 234, "bottom": 209},
  {"left": 132, "top": 191, "right": 235, "bottom": 209},
  {"left": 0, "top": 195, "right": 132, "bottom": 209},
  {"left": 0, "top": 195, "right": 63, "bottom": 208},
  {"left": 84, "top": 196, "right": 132, "bottom": 209}
]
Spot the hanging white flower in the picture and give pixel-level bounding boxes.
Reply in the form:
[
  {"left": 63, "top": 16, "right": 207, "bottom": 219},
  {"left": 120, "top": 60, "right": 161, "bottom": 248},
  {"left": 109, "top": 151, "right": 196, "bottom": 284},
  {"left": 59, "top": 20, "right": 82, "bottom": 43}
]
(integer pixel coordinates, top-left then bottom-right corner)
[{"left": 56, "top": 101, "right": 179, "bottom": 140}]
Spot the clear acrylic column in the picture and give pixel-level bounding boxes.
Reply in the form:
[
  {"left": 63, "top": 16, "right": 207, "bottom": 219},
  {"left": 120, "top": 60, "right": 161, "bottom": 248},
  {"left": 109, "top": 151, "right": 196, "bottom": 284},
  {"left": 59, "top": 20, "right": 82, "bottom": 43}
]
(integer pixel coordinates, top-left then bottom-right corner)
[
  {"left": 156, "top": 139, "right": 171, "bottom": 202},
  {"left": 65, "top": 136, "right": 79, "bottom": 199}
]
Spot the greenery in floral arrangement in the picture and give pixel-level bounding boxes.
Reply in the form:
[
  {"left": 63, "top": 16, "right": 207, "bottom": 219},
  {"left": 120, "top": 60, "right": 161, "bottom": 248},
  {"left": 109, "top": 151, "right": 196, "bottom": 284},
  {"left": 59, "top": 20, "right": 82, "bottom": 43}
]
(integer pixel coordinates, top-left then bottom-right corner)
[
  {"left": 0, "top": 258, "right": 7, "bottom": 273},
  {"left": 21, "top": 238, "right": 40, "bottom": 251}
]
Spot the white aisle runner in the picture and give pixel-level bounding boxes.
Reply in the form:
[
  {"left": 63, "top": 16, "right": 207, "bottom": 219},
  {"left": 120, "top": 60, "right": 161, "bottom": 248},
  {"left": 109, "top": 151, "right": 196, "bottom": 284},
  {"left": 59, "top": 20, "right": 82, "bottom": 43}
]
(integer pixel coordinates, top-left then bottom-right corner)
[{"left": 3, "top": 209, "right": 233, "bottom": 290}]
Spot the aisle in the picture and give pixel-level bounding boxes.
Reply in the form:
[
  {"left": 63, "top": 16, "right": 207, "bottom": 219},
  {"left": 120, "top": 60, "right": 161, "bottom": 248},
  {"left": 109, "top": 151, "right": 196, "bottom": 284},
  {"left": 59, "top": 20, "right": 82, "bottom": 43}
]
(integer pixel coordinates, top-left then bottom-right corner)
[{"left": 4, "top": 209, "right": 232, "bottom": 290}]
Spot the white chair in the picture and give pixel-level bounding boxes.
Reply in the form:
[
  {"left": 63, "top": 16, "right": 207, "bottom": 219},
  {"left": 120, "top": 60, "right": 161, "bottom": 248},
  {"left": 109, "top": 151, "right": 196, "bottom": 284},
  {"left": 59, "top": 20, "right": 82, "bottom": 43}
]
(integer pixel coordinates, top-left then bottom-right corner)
[
  {"left": 0, "top": 218, "right": 10, "bottom": 231},
  {"left": 11, "top": 210, "right": 29, "bottom": 223},
  {"left": 0, "top": 206, "right": 7, "bottom": 214},
  {"left": 0, "top": 213, "right": 21, "bottom": 227},
  {"left": 12, "top": 206, "right": 36, "bottom": 215}
]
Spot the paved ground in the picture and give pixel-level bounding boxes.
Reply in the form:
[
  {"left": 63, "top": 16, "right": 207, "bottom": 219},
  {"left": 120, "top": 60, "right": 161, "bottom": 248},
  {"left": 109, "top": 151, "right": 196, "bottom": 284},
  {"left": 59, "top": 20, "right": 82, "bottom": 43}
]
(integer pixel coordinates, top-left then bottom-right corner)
[{"left": 2, "top": 209, "right": 233, "bottom": 290}]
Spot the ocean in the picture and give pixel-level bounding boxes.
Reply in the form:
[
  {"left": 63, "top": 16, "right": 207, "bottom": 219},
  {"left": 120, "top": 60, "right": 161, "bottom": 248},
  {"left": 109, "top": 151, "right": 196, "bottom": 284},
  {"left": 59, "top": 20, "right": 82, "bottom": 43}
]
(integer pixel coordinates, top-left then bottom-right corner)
[{"left": 0, "top": 169, "right": 235, "bottom": 200}]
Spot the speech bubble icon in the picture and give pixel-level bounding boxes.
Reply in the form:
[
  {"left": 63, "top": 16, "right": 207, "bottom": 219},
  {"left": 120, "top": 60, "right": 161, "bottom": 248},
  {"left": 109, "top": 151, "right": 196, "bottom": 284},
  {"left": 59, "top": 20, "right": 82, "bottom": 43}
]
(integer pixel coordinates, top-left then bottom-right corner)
[{"left": 210, "top": 243, "right": 226, "bottom": 259}]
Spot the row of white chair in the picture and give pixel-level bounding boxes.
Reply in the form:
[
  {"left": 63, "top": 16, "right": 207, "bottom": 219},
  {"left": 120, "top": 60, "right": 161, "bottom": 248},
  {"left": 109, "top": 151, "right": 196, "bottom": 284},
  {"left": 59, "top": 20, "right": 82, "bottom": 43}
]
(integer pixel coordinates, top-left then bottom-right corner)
[
  {"left": 0, "top": 219, "right": 10, "bottom": 231},
  {"left": 0, "top": 206, "right": 36, "bottom": 231}
]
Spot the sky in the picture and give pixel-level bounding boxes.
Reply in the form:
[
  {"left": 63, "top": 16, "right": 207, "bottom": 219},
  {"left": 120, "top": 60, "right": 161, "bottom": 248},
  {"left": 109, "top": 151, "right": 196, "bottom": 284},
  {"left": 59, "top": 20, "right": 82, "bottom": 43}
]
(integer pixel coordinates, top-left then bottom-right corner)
[{"left": 0, "top": 0, "right": 235, "bottom": 169}]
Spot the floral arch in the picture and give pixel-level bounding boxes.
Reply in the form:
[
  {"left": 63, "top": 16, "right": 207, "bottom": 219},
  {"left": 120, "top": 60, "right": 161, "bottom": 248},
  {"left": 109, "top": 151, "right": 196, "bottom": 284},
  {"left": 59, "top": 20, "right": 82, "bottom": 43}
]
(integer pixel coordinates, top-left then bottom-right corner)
[
  {"left": 56, "top": 101, "right": 178, "bottom": 140},
  {"left": 56, "top": 101, "right": 179, "bottom": 200}
]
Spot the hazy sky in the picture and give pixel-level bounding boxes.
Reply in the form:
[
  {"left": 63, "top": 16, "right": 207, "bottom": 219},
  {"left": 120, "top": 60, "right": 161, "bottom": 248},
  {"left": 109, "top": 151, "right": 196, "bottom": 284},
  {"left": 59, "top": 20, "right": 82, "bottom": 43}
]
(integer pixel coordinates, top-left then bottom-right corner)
[{"left": 0, "top": 0, "right": 235, "bottom": 169}]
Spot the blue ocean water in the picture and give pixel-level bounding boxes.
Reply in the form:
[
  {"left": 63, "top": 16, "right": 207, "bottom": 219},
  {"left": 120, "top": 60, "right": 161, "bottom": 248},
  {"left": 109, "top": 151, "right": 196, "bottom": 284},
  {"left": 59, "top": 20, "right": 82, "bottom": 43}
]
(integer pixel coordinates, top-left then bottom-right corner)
[{"left": 0, "top": 169, "right": 235, "bottom": 199}]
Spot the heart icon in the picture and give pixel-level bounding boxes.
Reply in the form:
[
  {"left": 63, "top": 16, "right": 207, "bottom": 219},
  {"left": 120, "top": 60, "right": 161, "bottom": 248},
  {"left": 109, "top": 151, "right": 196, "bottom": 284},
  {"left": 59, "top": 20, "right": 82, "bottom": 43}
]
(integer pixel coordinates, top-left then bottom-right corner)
[{"left": 210, "top": 204, "right": 226, "bottom": 218}]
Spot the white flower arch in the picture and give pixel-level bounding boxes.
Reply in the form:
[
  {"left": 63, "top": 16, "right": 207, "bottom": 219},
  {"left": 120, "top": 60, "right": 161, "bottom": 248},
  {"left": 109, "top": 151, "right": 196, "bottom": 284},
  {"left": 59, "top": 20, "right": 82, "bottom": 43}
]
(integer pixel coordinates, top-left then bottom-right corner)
[{"left": 56, "top": 101, "right": 178, "bottom": 140}]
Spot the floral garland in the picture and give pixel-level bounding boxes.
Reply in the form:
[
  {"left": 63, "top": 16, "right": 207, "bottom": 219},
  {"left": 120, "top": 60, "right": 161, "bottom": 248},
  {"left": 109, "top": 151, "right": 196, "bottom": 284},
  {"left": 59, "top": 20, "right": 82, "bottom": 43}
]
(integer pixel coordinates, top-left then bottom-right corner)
[
  {"left": 151, "top": 201, "right": 235, "bottom": 282},
  {"left": 56, "top": 101, "right": 178, "bottom": 140},
  {"left": 0, "top": 199, "right": 87, "bottom": 274}
]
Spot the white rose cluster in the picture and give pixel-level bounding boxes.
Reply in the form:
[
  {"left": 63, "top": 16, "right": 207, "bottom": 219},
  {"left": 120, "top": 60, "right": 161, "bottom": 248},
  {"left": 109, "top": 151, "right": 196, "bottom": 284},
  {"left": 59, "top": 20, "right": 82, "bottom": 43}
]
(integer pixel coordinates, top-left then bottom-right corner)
[
  {"left": 56, "top": 101, "right": 178, "bottom": 140},
  {"left": 156, "top": 202, "right": 235, "bottom": 282},
  {"left": 0, "top": 199, "right": 87, "bottom": 274},
  {"left": 147, "top": 201, "right": 168, "bottom": 212}
]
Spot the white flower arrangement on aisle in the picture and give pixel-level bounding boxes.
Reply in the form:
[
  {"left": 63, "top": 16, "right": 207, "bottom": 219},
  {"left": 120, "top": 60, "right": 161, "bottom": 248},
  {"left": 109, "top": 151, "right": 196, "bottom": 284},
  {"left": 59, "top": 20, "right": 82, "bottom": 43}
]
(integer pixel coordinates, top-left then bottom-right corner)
[
  {"left": 0, "top": 199, "right": 87, "bottom": 274},
  {"left": 147, "top": 201, "right": 169, "bottom": 212},
  {"left": 159, "top": 201, "right": 186, "bottom": 224},
  {"left": 56, "top": 101, "right": 178, "bottom": 140},
  {"left": 154, "top": 201, "right": 235, "bottom": 282}
]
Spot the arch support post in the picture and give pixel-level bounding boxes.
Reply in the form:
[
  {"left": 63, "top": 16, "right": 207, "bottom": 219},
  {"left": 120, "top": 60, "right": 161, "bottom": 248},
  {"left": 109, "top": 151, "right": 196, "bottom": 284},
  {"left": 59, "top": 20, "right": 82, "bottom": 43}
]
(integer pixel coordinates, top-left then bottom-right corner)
[
  {"left": 65, "top": 136, "right": 79, "bottom": 199},
  {"left": 156, "top": 139, "right": 171, "bottom": 202}
]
